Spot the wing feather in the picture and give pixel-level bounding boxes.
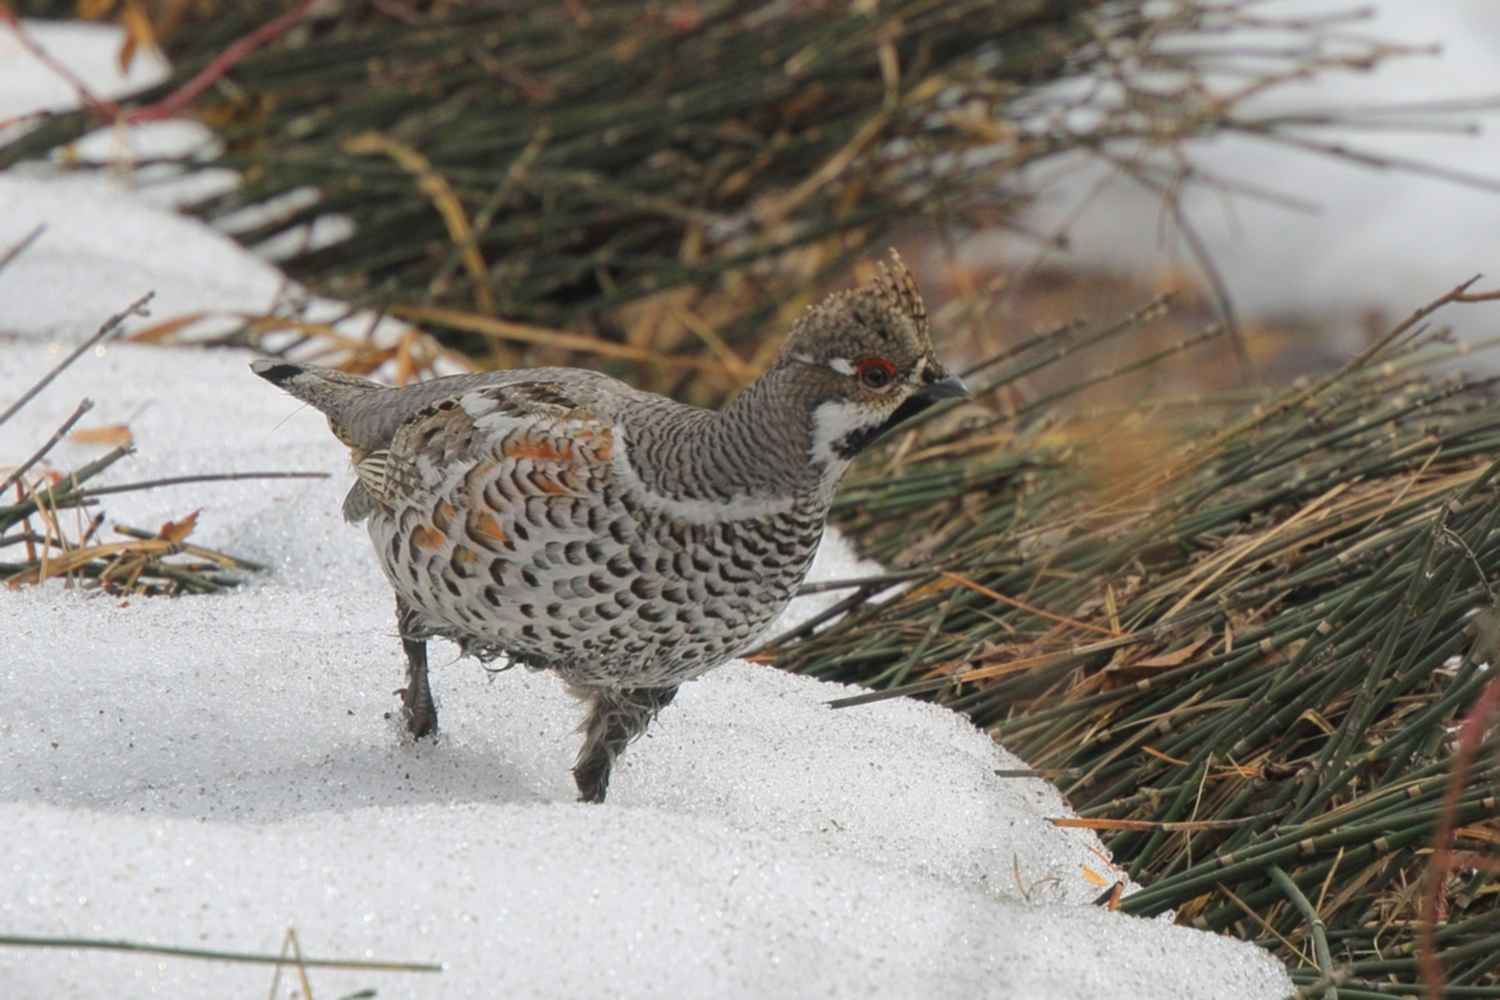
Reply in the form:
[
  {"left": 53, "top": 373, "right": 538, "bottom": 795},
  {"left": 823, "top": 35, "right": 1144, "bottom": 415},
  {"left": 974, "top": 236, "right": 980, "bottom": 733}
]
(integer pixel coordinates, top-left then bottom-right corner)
[{"left": 361, "top": 381, "right": 614, "bottom": 517}]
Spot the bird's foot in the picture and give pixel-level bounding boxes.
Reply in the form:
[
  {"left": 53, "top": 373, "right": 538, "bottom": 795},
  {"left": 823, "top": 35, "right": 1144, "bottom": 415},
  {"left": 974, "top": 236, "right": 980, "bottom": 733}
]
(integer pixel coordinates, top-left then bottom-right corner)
[{"left": 396, "top": 683, "right": 438, "bottom": 740}]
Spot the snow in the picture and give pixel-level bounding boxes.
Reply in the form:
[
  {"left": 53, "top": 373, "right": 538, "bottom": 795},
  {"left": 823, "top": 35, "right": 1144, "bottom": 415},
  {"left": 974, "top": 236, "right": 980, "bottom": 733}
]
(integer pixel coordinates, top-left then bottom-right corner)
[
  {"left": 1005, "top": 0, "right": 1500, "bottom": 346},
  {"left": 0, "top": 16, "right": 1291, "bottom": 1000},
  {"left": 0, "top": 174, "right": 284, "bottom": 336}
]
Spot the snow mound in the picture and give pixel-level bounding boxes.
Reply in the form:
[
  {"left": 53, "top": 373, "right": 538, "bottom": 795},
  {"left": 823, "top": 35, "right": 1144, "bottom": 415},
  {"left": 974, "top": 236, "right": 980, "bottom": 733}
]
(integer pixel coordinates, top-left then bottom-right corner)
[{"left": 0, "top": 327, "right": 1289, "bottom": 1000}]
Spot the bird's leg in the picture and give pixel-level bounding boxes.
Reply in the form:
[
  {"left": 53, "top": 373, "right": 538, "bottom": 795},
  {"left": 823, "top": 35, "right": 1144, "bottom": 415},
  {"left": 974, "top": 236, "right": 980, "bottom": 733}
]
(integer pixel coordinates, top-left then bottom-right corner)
[
  {"left": 570, "top": 684, "right": 679, "bottom": 803},
  {"left": 395, "top": 597, "right": 437, "bottom": 739}
]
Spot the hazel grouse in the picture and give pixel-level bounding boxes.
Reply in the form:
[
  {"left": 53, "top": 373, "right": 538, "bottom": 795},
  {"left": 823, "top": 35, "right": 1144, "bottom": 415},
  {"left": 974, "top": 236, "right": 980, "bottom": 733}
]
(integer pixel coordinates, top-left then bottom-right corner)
[{"left": 251, "top": 250, "right": 966, "bottom": 802}]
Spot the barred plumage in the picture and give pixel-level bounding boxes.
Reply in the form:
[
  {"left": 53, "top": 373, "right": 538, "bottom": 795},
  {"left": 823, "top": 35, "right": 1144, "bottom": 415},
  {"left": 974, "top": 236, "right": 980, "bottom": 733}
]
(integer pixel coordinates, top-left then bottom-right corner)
[{"left": 252, "top": 250, "right": 965, "bottom": 801}]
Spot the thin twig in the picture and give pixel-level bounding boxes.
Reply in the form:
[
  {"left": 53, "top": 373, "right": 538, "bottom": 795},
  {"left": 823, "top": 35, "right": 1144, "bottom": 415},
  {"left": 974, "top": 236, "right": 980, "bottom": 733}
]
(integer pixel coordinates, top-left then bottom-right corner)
[
  {"left": 0, "top": 292, "right": 153, "bottom": 428},
  {"left": 0, "top": 444, "right": 132, "bottom": 533},
  {"left": 794, "top": 567, "right": 935, "bottom": 596},
  {"left": 0, "top": 398, "right": 92, "bottom": 496},
  {"left": 0, "top": 222, "right": 44, "bottom": 276},
  {"left": 0, "top": 8, "right": 118, "bottom": 118},
  {"left": 62, "top": 470, "right": 329, "bottom": 500},
  {"left": 126, "top": 0, "right": 318, "bottom": 124},
  {"left": 113, "top": 523, "right": 267, "bottom": 572},
  {"left": 0, "top": 934, "right": 441, "bottom": 973},
  {"left": 1420, "top": 642, "right": 1500, "bottom": 996}
]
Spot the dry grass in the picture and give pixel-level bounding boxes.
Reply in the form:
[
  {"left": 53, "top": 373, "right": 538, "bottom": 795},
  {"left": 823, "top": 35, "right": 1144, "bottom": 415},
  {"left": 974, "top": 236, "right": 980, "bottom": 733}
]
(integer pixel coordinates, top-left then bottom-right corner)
[
  {"left": 8, "top": 1, "right": 1476, "bottom": 401},
  {"left": 0, "top": 290, "right": 325, "bottom": 597}
]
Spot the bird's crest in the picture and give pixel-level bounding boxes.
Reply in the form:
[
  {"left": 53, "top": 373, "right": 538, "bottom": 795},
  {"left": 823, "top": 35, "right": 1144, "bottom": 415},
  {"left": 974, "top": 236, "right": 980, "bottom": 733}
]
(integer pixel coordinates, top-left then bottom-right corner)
[{"left": 869, "top": 248, "right": 926, "bottom": 333}]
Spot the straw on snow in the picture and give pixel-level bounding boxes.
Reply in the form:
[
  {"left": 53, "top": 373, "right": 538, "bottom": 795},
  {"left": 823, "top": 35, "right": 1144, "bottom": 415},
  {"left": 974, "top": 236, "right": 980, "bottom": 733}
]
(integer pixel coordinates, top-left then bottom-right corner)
[{"left": 0, "top": 281, "right": 325, "bottom": 596}]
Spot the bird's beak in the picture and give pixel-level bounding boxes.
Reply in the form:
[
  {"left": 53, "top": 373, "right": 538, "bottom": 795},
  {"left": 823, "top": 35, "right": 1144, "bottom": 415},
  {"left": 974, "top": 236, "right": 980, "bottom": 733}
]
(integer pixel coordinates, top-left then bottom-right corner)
[
  {"left": 864, "top": 361, "right": 969, "bottom": 451},
  {"left": 917, "top": 366, "right": 969, "bottom": 401}
]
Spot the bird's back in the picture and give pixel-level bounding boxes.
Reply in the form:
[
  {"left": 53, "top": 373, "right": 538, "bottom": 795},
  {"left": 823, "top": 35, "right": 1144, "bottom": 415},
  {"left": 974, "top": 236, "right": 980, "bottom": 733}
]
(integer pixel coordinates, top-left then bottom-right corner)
[{"left": 254, "top": 360, "right": 826, "bottom": 685}]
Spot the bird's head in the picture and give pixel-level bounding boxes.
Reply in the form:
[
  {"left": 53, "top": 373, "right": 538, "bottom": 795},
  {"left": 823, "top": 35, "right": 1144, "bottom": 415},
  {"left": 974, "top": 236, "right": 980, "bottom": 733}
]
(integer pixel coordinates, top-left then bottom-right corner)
[{"left": 775, "top": 250, "right": 968, "bottom": 468}]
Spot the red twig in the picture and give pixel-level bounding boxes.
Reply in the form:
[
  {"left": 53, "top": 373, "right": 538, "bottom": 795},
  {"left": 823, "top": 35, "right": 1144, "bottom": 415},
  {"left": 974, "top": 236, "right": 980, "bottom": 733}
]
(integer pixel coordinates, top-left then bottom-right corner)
[
  {"left": 0, "top": 5, "right": 120, "bottom": 119},
  {"left": 0, "top": 0, "right": 316, "bottom": 128},
  {"left": 125, "top": 0, "right": 317, "bottom": 124},
  {"left": 0, "top": 109, "right": 46, "bottom": 132},
  {"left": 1419, "top": 669, "right": 1500, "bottom": 998}
]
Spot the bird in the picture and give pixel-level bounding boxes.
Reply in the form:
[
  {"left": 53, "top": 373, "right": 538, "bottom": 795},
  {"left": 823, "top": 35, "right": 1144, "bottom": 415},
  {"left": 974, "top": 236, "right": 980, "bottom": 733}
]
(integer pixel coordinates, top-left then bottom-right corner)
[{"left": 251, "top": 250, "right": 966, "bottom": 802}]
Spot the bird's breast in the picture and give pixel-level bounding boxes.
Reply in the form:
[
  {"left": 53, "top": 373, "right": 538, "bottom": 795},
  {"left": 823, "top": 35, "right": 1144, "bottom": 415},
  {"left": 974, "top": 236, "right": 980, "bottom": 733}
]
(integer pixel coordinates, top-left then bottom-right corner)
[{"left": 366, "top": 458, "right": 828, "bottom": 686}]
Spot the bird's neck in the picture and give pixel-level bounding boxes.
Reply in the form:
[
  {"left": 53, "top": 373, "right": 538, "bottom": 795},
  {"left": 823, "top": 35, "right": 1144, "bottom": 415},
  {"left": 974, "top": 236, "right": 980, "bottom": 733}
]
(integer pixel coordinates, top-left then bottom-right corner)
[
  {"left": 716, "top": 364, "right": 848, "bottom": 499},
  {"left": 616, "top": 364, "right": 845, "bottom": 516}
]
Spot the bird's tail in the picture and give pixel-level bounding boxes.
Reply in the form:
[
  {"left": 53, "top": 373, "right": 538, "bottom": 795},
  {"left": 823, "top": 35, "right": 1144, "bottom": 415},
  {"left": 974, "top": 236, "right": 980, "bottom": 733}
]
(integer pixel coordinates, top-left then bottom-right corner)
[
  {"left": 252, "top": 358, "right": 490, "bottom": 456},
  {"left": 250, "top": 358, "right": 399, "bottom": 456},
  {"left": 250, "top": 359, "right": 384, "bottom": 415}
]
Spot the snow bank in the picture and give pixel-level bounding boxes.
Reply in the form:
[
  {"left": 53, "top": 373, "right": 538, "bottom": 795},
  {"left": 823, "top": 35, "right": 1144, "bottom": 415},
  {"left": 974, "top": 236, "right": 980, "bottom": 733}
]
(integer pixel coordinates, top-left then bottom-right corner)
[{"left": 0, "top": 16, "right": 1290, "bottom": 999}]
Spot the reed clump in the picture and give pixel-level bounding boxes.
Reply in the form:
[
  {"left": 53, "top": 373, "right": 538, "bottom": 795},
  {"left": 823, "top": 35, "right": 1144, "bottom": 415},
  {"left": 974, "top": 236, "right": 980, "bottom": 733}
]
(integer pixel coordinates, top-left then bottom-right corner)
[
  {"left": 766, "top": 280, "right": 1500, "bottom": 992},
  {"left": 5, "top": 1, "right": 1440, "bottom": 399}
]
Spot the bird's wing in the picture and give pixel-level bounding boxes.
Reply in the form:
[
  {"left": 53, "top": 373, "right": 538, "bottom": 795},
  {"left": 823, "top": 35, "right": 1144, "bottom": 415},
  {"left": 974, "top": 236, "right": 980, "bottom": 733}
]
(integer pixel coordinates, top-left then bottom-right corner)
[{"left": 352, "top": 379, "right": 615, "bottom": 518}]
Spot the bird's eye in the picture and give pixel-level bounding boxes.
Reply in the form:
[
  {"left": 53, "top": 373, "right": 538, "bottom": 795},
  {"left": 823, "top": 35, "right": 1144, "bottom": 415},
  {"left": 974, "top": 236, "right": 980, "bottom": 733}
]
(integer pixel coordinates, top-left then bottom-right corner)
[{"left": 855, "top": 357, "right": 896, "bottom": 390}]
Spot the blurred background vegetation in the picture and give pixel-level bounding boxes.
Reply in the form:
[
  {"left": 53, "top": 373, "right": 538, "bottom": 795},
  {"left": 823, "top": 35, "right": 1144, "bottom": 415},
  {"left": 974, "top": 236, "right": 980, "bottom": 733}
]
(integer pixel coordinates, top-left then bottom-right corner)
[{"left": 9, "top": 0, "right": 1424, "bottom": 398}]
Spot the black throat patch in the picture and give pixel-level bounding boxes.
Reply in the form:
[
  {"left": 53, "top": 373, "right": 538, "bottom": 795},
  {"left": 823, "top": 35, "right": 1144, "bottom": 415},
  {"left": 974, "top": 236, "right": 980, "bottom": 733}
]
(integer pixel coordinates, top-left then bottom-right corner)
[{"left": 830, "top": 394, "right": 938, "bottom": 460}]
